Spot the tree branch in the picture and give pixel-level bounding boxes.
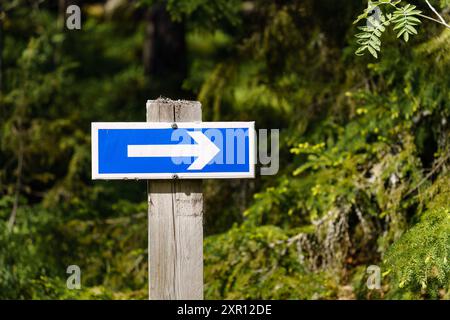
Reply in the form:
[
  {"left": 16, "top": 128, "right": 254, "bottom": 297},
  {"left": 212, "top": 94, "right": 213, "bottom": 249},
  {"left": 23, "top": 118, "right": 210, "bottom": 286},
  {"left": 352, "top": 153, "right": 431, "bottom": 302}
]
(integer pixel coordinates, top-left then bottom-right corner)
[
  {"left": 425, "top": 0, "right": 447, "bottom": 24},
  {"left": 404, "top": 151, "right": 450, "bottom": 198},
  {"left": 419, "top": 13, "right": 450, "bottom": 29},
  {"left": 424, "top": 0, "right": 450, "bottom": 28}
]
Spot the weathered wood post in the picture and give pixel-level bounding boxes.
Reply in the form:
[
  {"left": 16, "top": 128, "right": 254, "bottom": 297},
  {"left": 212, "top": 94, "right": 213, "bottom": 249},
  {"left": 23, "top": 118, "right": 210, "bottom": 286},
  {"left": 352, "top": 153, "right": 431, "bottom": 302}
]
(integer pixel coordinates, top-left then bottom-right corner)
[
  {"left": 92, "top": 98, "right": 253, "bottom": 298},
  {"left": 147, "top": 99, "right": 203, "bottom": 300}
]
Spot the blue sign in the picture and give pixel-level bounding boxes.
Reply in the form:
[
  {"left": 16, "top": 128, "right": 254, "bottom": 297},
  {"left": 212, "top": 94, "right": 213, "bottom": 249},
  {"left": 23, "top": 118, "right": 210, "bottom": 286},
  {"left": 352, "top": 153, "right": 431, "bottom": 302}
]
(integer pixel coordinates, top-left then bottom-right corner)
[{"left": 91, "top": 122, "right": 255, "bottom": 179}]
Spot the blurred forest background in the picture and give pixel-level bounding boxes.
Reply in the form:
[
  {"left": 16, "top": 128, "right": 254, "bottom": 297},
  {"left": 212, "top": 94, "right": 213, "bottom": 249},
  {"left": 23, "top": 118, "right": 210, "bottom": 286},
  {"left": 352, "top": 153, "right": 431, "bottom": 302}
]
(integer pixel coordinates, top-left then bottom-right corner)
[{"left": 0, "top": 0, "right": 449, "bottom": 299}]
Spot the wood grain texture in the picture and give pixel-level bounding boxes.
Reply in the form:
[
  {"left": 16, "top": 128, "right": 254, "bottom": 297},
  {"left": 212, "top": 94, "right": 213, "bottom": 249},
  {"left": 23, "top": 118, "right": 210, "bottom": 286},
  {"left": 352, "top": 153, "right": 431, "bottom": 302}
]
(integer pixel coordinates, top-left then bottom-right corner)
[{"left": 147, "top": 98, "right": 203, "bottom": 300}]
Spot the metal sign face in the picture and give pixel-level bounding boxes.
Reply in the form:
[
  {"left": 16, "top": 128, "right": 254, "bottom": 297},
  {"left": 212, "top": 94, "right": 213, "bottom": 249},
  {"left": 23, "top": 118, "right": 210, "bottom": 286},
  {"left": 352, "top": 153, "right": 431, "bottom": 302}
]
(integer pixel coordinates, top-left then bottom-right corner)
[{"left": 91, "top": 122, "right": 255, "bottom": 179}]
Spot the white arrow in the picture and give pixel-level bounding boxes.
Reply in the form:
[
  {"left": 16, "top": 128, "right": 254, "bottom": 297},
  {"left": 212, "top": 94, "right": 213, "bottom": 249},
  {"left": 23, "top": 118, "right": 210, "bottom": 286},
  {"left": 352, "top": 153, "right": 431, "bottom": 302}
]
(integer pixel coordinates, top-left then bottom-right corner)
[{"left": 127, "top": 131, "right": 220, "bottom": 170}]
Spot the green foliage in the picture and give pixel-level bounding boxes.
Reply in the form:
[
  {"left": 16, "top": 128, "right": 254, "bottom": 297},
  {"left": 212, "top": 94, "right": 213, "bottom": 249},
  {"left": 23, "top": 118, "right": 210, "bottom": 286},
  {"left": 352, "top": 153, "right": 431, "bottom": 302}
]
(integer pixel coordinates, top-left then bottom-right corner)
[
  {"left": 384, "top": 206, "right": 449, "bottom": 298},
  {"left": 392, "top": 4, "right": 422, "bottom": 42},
  {"left": 204, "top": 224, "right": 338, "bottom": 299},
  {"left": 354, "top": 1, "right": 449, "bottom": 58},
  {"left": 383, "top": 177, "right": 450, "bottom": 299},
  {"left": 0, "top": 0, "right": 449, "bottom": 300},
  {"left": 0, "top": 200, "right": 147, "bottom": 299},
  {"left": 355, "top": 12, "right": 390, "bottom": 58},
  {"left": 138, "top": 0, "right": 242, "bottom": 29},
  {"left": 198, "top": 0, "right": 449, "bottom": 299}
]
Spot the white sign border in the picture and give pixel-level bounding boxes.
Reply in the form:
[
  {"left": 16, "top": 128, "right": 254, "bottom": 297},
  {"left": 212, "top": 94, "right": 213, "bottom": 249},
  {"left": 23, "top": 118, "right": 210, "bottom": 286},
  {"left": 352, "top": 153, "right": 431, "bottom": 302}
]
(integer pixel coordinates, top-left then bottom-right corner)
[{"left": 92, "top": 122, "right": 256, "bottom": 180}]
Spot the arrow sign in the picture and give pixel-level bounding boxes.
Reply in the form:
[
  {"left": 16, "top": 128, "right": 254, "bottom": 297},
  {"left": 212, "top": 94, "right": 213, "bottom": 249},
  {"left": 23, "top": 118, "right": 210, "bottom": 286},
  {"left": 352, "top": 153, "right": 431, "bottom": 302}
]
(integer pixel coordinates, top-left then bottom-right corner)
[
  {"left": 91, "top": 122, "right": 255, "bottom": 179},
  {"left": 127, "top": 131, "right": 220, "bottom": 170}
]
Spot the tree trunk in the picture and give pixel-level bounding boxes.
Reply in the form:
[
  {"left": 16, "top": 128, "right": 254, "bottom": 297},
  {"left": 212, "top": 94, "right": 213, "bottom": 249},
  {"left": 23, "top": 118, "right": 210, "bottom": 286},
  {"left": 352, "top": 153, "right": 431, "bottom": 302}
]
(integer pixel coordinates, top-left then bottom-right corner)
[{"left": 143, "top": 4, "right": 187, "bottom": 97}]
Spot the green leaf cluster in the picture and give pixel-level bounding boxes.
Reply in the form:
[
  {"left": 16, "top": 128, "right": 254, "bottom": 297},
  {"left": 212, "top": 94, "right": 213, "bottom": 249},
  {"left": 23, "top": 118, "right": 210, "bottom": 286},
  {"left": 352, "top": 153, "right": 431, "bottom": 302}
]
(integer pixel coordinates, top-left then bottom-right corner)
[{"left": 392, "top": 4, "right": 422, "bottom": 42}]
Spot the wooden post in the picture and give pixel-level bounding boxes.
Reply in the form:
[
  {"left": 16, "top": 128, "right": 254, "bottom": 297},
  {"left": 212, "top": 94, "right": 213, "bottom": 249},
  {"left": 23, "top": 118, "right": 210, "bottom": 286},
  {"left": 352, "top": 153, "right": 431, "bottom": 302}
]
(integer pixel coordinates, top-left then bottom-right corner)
[{"left": 147, "top": 98, "right": 203, "bottom": 300}]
